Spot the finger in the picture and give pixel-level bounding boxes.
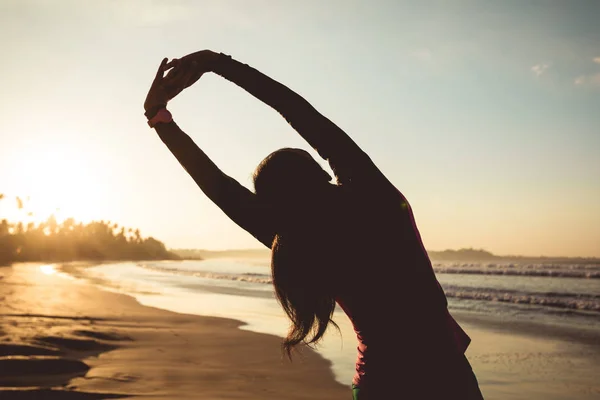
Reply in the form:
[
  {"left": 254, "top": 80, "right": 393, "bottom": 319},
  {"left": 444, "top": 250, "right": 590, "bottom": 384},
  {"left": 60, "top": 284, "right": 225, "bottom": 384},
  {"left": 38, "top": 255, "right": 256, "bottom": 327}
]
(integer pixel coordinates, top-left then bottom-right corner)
[
  {"left": 165, "top": 65, "right": 197, "bottom": 92},
  {"left": 164, "top": 66, "right": 182, "bottom": 80},
  {"left": 168, "top": 60, "right": 198, "bottom": 84},
  {"left": 154, "top": 58, "right": 168, "bottom": 80},
  {"left": 165, "top": 64, "right": 188, "bottom": 81},
  {"left": 165, "top": 58, "right": 179, "bottom": 68}
]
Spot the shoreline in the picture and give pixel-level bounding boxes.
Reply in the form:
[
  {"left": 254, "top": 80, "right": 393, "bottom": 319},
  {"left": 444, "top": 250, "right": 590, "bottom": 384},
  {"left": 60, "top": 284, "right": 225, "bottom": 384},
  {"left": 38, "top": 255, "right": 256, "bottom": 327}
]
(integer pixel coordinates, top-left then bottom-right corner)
[
  {"left": 4, "top": 261, "right": 599, "bottom": 399},
  {"left": 63, "top": 260, "right": 600, "bottom": 349},
  {"left": 62, "top": 260, "right": 600, "bottom": 399},
  {"left": 0, "top": 263, "right": 348, "bottom": 399}
]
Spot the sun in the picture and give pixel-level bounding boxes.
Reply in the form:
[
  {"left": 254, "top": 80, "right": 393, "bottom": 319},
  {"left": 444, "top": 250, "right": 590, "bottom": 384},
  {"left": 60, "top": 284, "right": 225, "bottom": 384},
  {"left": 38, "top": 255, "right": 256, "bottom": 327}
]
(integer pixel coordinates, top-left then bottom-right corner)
[{"left": 2, "top": 140, "right": 106, "bottom": 224}]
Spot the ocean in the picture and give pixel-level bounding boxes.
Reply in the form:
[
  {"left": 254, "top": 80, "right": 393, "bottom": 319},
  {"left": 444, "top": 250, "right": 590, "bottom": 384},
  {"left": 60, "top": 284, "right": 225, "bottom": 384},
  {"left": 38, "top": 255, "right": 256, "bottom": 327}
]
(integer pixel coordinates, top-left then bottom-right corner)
[{"left": 71, "top": 258, "right": 600, "bottom": 386}]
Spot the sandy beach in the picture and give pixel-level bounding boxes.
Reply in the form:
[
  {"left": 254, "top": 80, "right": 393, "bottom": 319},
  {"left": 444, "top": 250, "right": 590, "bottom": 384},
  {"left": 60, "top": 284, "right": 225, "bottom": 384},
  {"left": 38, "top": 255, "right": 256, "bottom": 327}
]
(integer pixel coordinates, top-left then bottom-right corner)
[
  {"left": 1, "top": 262, "right": 599, "bottom": 399},
  {"left": 0, "top": 263, "right": 347, "bottom": 399}
]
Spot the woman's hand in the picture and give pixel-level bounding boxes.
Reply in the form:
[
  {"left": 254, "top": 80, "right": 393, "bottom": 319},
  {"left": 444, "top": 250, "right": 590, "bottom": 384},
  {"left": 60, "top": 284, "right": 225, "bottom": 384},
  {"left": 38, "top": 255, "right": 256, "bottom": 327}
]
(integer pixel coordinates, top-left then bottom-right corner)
[
  {"left": 166, "top": 50, "right": 220, "bottom": 75},
  {"left": 144, "top": 57, "right": 204, "bottom": 114},
  {"left": 162, "top": 50, "right": 220, "bottom": 93}
]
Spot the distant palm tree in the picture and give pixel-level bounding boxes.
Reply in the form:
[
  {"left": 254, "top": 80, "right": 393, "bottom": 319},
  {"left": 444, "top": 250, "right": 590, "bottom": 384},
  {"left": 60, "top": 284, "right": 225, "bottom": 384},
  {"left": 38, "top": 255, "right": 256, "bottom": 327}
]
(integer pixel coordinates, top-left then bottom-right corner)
[
  {"left": 0, "top": 193, "right": 178, "bottom": 263},
  {"left": 63, "top": 218, "right": 75, "bottom": 231},
  {"left": 0, "top": 219, "right": 8, "bottom": 236}
]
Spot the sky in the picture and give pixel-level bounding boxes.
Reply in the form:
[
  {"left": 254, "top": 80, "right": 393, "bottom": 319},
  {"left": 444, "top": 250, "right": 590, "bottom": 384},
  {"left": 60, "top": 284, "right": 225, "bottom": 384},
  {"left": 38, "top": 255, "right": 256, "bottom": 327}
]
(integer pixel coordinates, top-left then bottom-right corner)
[{"left": 0, "top": 0, "right": 599, "bottom": 257}]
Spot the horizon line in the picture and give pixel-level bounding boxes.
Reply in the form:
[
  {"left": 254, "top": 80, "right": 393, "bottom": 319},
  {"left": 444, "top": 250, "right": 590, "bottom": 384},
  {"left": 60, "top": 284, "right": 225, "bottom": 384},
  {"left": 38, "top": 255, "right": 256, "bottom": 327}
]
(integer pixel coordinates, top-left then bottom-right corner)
[{"left": 170, "top": 247, "right": 600, "bottom": 260}]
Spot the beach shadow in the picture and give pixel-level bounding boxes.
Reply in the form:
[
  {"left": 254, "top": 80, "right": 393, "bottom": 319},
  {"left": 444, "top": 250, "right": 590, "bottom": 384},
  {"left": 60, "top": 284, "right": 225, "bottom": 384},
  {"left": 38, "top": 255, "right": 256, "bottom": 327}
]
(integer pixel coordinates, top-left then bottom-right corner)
[
  {"left": 0, "top": 388, "right": 130, "bottom": 399},
  {"left": 0, "top": 343, "right": 62, "bottom": 357},
  {"left": 0, "top": 357, "right": 91, "bottom": 387},
  {"left": 0, "top": 324, "right": 131, "bottom": 398},
  {"left": 73, "top": 330, "right": 133, "bottom": 342}
]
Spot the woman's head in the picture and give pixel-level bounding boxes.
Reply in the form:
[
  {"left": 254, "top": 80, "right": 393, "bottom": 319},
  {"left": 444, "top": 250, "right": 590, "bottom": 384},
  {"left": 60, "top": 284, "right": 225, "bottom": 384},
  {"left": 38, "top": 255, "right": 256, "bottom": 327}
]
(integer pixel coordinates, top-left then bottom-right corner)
[{"left": 253, "top": 148, "right": 333, "bottom": 213}]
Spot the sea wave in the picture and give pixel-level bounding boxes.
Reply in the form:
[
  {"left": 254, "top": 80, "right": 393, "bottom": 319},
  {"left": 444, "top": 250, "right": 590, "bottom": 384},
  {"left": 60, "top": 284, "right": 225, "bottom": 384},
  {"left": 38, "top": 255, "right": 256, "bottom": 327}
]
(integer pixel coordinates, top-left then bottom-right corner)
[
  {"left": 433, "top": 263, "right": 600, "bottom": 279},
  {"left": 136, "top": 262, "right": 600, "bottom": 314},
  {"left": 139, "top": 263, "right": 273, "bottom": 284},
  {"left": 443, "top": 285, "right": 600, "bottom": 313}
]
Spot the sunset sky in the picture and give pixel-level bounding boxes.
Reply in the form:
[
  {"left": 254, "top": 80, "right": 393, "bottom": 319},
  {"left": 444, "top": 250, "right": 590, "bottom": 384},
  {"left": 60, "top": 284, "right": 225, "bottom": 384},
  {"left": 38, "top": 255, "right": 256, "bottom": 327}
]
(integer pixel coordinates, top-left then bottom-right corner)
[{"left": 1, "top": 0, "right": 599, "bottom": 257}]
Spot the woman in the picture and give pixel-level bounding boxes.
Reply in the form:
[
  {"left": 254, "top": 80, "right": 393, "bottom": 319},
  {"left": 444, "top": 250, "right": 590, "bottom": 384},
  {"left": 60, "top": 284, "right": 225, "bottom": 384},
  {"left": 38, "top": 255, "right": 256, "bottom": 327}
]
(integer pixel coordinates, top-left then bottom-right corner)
[{"left": 144, "top": 51, "right": 484, "bottom": 399}]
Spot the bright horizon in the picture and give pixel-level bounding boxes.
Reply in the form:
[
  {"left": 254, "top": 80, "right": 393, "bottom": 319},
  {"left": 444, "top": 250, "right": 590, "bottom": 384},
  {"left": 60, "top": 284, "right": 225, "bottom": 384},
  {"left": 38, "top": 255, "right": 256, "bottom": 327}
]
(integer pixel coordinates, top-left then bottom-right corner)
[{"left": 1, "top": 1, "right": 599, "bottom": 257}]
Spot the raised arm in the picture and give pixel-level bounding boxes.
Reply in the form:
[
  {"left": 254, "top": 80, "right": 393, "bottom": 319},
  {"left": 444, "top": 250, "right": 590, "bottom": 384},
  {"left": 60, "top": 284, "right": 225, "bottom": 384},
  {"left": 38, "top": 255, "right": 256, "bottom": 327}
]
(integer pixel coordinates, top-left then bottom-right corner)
[
  {"left": 209, "top": 53, "right": 393, "bottom": 190},
  {"left": 155, "top": 122, "right": 275, "bottom": 248},
  {"left": 144, "top": 59, "right": 275, "bottom": 249}
]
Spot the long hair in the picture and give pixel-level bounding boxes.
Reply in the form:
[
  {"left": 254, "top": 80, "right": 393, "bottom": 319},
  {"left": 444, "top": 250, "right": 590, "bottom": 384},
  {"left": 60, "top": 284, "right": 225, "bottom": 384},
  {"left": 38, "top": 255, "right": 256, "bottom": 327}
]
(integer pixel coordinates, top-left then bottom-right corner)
[{"left": 253, "top": 148, "right": 338, "bottom": 357}]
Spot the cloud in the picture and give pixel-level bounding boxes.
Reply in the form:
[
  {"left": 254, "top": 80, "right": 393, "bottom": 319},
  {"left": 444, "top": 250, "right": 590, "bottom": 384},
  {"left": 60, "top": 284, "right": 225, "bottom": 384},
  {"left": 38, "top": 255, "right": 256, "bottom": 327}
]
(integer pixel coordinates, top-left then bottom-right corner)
[
  {"left": 574, "top": 73, "right": 600, "bottom": 87},
  {"left": 573, "top": 57, "right": 600, "bottom": 87},
  {"left": 531, "top": 63, "right": 550, "bottom": 76}
]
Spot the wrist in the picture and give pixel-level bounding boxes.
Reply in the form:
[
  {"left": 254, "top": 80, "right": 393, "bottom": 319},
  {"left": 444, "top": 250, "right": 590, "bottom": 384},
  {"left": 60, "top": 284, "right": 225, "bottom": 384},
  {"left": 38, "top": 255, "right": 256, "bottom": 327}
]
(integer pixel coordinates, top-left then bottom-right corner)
[
  {"left": 210, "top": 52, "right": 232, "bottom": 72},
  {"left": 147, "top": 108, "right": 173, "bottom": 128},
  {"left": 144, "top": 103, "right": 167, "bottom": 119}
]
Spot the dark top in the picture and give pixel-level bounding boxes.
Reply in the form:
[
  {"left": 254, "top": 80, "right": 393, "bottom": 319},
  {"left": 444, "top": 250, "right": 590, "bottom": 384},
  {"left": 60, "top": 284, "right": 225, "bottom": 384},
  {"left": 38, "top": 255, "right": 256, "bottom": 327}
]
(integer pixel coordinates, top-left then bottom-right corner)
[{"left": 153, "top": 53, "right": 470, "bottom": 390}]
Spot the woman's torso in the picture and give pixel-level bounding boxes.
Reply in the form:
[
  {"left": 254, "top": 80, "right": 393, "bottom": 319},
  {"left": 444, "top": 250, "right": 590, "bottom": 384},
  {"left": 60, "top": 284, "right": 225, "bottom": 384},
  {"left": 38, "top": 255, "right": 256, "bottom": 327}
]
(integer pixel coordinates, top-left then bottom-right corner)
[{"left": 328, "top": 185, "right": 470, "bottom": 391}]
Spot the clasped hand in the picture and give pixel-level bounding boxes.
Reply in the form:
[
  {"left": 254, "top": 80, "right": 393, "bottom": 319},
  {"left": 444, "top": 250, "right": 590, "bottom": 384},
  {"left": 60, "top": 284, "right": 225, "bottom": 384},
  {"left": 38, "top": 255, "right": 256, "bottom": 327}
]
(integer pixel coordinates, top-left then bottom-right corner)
[{"left": 144, "top": 50, "right": 219, "bottom": 114}]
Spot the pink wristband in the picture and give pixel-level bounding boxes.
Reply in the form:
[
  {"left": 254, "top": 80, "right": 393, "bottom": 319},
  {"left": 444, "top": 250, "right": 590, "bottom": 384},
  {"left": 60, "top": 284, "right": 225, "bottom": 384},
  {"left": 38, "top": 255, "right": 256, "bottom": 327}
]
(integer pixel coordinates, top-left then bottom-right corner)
[{"left": 147, "top": 108, "right": 173, "bottom": 128}]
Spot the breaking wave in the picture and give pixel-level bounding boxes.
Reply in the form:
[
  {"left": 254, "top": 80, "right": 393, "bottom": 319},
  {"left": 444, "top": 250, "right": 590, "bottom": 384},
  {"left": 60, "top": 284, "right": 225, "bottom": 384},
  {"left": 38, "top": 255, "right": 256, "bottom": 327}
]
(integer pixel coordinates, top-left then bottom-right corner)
[{"left": 432, "top": 262, "right": 600, "bottom": 279}]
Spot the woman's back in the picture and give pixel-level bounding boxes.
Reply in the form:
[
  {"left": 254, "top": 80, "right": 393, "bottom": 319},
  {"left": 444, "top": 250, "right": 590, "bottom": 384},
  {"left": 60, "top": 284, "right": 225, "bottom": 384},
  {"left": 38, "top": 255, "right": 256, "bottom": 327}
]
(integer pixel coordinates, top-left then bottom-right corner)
[{"left": 329, "top": 184, "right": 474, "bottom": 395}]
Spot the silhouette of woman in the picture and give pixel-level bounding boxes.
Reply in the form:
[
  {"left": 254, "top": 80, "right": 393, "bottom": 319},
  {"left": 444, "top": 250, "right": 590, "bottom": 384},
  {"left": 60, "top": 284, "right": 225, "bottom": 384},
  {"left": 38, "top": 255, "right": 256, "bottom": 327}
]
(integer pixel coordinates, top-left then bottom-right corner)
[{"left": 144, "top": 51, "right": 484, "bottom": 399}]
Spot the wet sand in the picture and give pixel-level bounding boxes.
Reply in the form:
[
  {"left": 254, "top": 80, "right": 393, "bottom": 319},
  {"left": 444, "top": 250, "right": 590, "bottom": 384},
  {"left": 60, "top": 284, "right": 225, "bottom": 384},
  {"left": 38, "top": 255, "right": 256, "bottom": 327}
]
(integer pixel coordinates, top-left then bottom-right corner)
[{"left": 458, "top": 313, "right": 600, "bottom": 400}]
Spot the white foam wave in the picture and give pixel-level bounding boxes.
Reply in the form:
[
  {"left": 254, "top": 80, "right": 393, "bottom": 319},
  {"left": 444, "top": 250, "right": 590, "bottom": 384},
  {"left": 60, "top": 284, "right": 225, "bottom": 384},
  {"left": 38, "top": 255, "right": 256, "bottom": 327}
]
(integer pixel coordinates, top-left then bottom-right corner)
[
  {"left": 443, "top": 287, "right": 600, "bottom": 313},
  {"left": 139, "top": 263, "right": 273, "bottom": 284},
  {"left": 433, "top": 263, "right": 600, "bottom": 279}
]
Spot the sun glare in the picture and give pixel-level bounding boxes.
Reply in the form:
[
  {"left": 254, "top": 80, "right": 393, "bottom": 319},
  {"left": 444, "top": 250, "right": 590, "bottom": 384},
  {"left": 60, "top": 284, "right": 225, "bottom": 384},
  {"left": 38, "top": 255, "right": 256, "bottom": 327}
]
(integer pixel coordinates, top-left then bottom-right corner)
[
  {"left": 39, "top": 264, "right": 56, "bottom": 275},
  {"left": 2, "top": 141, "right": 106, "bottom": 224}
]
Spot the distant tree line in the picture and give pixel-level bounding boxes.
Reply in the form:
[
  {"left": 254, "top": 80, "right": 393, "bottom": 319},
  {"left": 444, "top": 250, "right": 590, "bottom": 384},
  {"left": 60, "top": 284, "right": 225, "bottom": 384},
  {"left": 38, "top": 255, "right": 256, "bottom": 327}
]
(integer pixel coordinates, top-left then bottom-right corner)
[
  {"left": 428, "top": 248, "right": 497, "bottom": 261},
  {"left": 0, "top": 194, "right": 179, "bottom": 265}
]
